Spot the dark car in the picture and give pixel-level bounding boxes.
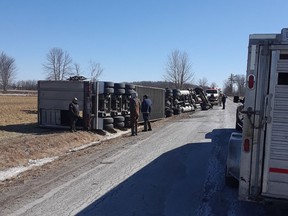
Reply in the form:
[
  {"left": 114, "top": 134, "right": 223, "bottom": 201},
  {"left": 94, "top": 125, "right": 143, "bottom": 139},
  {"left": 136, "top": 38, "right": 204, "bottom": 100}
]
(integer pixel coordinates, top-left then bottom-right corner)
[{"left": 233, "top": 96, "right": 245, "bottom": 131}]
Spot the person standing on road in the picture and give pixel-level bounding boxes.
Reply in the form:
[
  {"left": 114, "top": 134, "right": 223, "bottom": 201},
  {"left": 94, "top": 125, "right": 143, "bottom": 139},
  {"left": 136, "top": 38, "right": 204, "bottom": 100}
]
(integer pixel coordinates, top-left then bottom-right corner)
[
  {"left": 218, "top": 93, "right": 223, "bottom": 107},
  {"left": 69, "top": 97, "right": 80, "bottom": 132},
  {"left": 129, "top": 92, "right": 141, "bottom": 136},
  {"left": 141, "top": 94, "right": 152, "bottom": 132},
  {"left": 222, "top": 94, "right": 227, "bottom": 109}
]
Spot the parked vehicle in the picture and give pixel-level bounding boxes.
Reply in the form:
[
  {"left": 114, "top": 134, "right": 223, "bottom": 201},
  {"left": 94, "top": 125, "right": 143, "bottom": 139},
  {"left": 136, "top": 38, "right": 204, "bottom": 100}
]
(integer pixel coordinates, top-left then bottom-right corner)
[
  {"left": 206, "top": 88, "right": 220, "bottom": 105},
  {"left": 233, "top": 96, "right": 245, "bottom": 131},
  {"left": 225, "top": 132, "right": 242, "bottom": 187},
  {"left": 226, "top": 28, "right": 288, "bottom": 202}
]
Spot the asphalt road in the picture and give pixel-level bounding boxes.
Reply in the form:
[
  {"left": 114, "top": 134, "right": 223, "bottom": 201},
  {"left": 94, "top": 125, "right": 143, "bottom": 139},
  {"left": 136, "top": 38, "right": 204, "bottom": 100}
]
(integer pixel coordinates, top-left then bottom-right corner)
[{"left": 2, "top": 99, "right": 288, "bottom": 216}]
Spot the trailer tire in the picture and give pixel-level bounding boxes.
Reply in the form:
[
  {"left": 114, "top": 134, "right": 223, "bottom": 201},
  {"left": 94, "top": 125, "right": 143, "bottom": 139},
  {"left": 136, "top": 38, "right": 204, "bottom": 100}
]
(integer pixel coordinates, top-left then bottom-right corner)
[
  {"left": 114, "top": 83, "right": 125, "bottom": 89},
  {"left": 104, "top": 123, "right": 114, "bottom": 130},
  {"left": 114, "top": 122, "right": 125, "bottom": 128},
  {"left": 104, "top": 82, "right": 114, "bottom": 88},
  {"left": 104, "top": 87, "right": 114, "bottom": 94},
  {"left": 173, "top": 89, "right": 181, "bottom": 97},
  {"left": 114, "top": 88, "right": 125, "bottom": 94},
  {"left": 114, "top": 116, "right": 125, "bottom": 123},
  {"left": 125, "top": 84, "right": 135, "bottom": 90},
  {"left": 165, "top": 109, "right": 173, "bottom": 117},
  {"left": 126, "top": 89, "right": 135, "bottom": 95},
  {"left": 174, "top": 108, "right": 181, "bottom": 115},
  {"left": 103, "top": 117, "right": 113, "bottom": 124}
]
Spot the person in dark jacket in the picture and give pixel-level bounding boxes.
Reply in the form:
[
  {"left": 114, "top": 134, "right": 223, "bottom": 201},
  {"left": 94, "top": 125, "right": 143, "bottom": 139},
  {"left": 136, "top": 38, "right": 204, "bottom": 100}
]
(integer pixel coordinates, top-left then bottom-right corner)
[
  {"left": 141, "top": 94, "right": 152, "bottom": 131},
  {"left": 129, "top": 92, "right": 141, "bottom": 136},
  {"left": 222, "top": 94, "right": 227, "bottom": 109},
  {"left": 69, "top": 97, "right": 80, "bottom": 132}
]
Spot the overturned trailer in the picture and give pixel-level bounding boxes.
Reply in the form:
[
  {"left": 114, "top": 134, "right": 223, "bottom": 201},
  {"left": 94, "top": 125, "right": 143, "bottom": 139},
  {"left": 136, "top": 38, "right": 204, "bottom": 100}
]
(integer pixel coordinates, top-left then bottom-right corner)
[{"left": 38, "top": 80, "right": 165, "bottom": 131}]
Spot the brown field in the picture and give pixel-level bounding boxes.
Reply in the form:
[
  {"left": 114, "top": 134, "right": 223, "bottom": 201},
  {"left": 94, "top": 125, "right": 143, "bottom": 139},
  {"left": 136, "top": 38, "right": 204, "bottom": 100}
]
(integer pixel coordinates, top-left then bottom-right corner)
[
  {"left": 0, "top": 95, "right": 37, "bottom": 126},
  {"left": 0, "top": 94, "right": 102, "bottom": 170}
]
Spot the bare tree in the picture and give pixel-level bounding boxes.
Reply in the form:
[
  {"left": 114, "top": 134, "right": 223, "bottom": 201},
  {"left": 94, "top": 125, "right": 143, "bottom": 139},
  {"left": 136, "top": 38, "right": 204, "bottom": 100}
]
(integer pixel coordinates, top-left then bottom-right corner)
[
  {"left": 228, "top": 73, "right": 236, "bottom": 93},
  {"left": 43, "top": 48, "right": 73, "bottom": 80},
  {"left": 73, "top": 63, "right": 81, "bottom": 76},
  {"left": 210, "top": 82, "right": 218, "bottom": 89},
  {"left": 0, "top": 52, "right": 17, "bottom": 91},
  {"left": 198, "top": 77, "right": 209, "bottom": 89},
  {"left": 234, "top": 74, "right": 246, "bottom": 96},
  {"left": 89, "top": 61, "right": 103, "bottom": 82},
  {"left": 13, "top": 80, "right": 37, "bottom": 90},
  {"left": 164, "top": 50, "right": 194, "bottom": 89}
]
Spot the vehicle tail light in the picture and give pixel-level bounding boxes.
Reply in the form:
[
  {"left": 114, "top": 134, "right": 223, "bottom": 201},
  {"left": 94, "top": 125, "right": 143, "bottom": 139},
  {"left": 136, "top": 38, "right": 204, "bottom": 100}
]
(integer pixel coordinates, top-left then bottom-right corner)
[
  {"left": 248, "top": 74, "right": 255, "bottom": 89},
  {"left": 244, "top": 138, "right": 250, "bottom": 152}
]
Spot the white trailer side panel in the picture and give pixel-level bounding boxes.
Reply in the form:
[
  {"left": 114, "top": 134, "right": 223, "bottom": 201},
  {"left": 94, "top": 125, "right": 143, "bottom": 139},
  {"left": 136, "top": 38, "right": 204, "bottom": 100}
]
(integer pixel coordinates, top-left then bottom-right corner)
[{"left": 262, "top": 51, "right": 288, "bottom": 199}]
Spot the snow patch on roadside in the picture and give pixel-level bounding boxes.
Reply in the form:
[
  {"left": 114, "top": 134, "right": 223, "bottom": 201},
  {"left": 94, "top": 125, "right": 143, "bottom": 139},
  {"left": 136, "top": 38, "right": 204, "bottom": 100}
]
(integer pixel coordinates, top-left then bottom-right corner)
[
  {"left": 0, "top": 157, "right": 58, "bottom": 182},
  {"left": 0, "top": 129, "right": 130, "bottom": 182}
]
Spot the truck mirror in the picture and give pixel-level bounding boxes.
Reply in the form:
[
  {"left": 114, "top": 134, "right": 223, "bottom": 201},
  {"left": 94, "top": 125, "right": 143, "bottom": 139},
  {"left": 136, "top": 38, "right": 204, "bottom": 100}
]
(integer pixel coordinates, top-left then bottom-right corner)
[{"left": 233, "top": 96, "right": 239, "bottom": 103}]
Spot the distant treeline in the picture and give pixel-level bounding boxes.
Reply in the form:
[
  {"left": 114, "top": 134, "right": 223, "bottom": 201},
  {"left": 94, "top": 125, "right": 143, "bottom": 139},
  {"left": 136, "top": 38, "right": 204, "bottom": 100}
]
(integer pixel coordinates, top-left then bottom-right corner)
[{"left": 6, "top": 80, "right": 198, "bottom": 92}]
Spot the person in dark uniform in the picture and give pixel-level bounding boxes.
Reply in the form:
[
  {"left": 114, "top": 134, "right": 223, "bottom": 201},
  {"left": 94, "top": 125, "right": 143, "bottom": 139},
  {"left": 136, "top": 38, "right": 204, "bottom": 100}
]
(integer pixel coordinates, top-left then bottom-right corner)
[
  {"left": 69, "top": 97, "right": 80, "bottom": 132},
  {"left": 222, "top": 94, "right": 227, "bottom": 109},
  {"left": 141, "top": 94, "right": 152, "bottom": 131},
  {"left": 129, "top": 92, "right": 141, "bottom": 136}
]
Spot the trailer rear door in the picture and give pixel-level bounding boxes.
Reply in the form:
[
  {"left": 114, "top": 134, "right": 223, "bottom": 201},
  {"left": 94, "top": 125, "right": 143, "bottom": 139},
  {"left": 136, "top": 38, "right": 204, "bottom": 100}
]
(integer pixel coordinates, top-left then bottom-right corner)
[{"left": 262, "top": 48, "right": 288, "bottom": 199}]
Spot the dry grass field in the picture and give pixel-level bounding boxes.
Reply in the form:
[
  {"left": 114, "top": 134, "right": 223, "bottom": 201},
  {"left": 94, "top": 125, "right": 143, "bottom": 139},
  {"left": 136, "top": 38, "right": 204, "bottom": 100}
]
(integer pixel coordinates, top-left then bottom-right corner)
[{"left": 0, "top": 94, "right": 102, "bottom": 171}]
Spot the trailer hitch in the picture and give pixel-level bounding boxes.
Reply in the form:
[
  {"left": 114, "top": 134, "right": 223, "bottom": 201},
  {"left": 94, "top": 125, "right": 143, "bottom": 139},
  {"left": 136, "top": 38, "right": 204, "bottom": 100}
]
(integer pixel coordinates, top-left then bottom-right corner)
[
  {"left": 241, "top": 107, "right": 259, "bottom": 117},
  {"left": 241, "top": 107, "right": 264, "bottom": 129}
]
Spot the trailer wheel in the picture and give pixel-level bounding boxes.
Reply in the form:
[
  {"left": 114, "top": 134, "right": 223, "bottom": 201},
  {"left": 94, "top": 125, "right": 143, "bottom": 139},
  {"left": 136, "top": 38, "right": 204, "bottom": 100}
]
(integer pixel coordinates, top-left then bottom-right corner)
[
  {"left": 104, "top": 82, "right": 114, "bottom": 88},
  {"left": 125, "top": 84, "right": 135, "bottom": 90},
  {"left": 174, "top": 108, "right": 181, "bottom": 115},
  {"left": 114, "top": 83, "right": 125, "bottom": 89},
  {"left": 114, "top": 116, "right": 125, "bottom": 123},
  {"left": 104, "top": 87, "right": 114, "bottom": 94},
  {"left": 103, "top": 117, "right": 113, "bottom": 124},
  {"left": 114, "top": 88, "right": 125, "bottom": 95},
  {"left": 165, "top": 109, "right": 173, "bottom": 117},
  {"left": 104, "top": 123, "right": 114, "bottom": 130},
  {"left": 125, "top": 89, "right": 135, "bottom": 95},
  {"left": 173, "top": 89, "right": 181, "bottom": 97},
  {"left": 165, "top": 89, "right": 173, "bottom": 97},
  {"left": 114, "top": 121, "right": 125, "bottom": 128}
]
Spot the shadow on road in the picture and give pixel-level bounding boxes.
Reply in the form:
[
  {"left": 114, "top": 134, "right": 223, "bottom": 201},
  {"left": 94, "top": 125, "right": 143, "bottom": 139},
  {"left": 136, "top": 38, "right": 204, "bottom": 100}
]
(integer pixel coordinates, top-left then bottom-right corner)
[
  {"left": 76, "top": 128, "right": 287, "bottom": 216},
  {"left": 0, "top": 123, "right": 66, "bottom": 135}
]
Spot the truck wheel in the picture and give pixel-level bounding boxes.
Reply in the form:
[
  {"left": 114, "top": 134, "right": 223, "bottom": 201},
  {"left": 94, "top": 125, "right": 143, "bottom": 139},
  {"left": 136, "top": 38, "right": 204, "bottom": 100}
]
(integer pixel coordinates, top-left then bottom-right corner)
[
  {"left": 104, "top": 87, "right": 114, "bottom": 94},
  {"left": 165, "top": 109, "right": 173, "bottom": 117},
  {"left": 104, "top": 82, "right": 114, "bottom": 88},
  {"left": 114, "top": 116, "right": 125, "bottom": 123},
  {"left": 114, "top": 122, "right": 125, "bottom": 128},
  {"left": 125, "top": 84, "right": 135, "bottom": 90},
  {"left": 225, "top": 166, "right": 239, "bottom": 188},
  {"left": 114, "top": 88, "right": 125, "bottom": 94},
  {"left": 104, "top": 123, "right": 114, "bottom": 130},
  {"left": 125, "top": 89, "right": 135, "bottom": 95},
  {"left": 114, "top": 83, "right": 125, "bottom": 89},
  {"left": 103, "top": 117, "right": 113, "bottom": 124},
  {"left": 174, "top": 108, "right": 181, "bottom": 115}
]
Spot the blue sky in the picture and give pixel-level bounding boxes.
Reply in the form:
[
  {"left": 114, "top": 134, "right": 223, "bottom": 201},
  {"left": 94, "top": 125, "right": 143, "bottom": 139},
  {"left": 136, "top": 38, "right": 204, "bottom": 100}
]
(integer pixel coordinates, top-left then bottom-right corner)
[{"left": 1, "top": 0, "right": 287, "bottom": 88}]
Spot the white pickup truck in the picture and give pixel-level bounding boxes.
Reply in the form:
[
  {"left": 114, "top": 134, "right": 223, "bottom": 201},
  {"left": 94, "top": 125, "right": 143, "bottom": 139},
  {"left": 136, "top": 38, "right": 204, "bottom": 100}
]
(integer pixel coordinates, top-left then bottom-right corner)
[{"left": 205, "top": 88, "right": 219, "bottom": 105}]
